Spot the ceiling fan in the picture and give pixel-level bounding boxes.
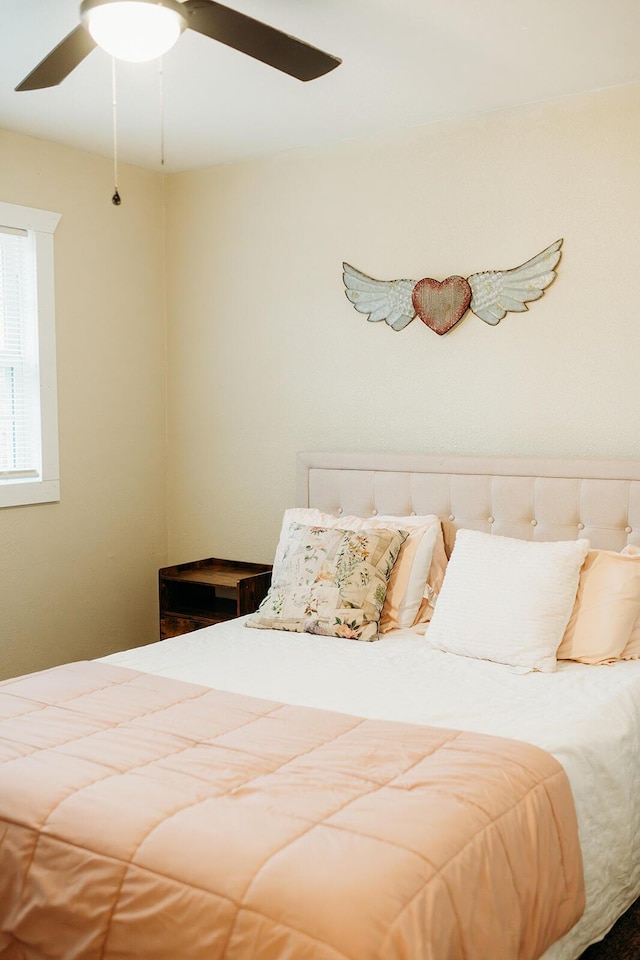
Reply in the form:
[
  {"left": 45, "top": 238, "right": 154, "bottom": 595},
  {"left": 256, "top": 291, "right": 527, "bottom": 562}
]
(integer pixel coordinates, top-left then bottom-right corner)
[{"left": 15, "top": 0, "right": 341, "bottom": 91}]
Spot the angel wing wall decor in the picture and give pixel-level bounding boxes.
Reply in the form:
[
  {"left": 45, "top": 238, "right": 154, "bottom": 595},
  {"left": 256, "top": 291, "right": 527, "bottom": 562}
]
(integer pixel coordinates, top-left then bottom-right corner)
[{"left": 342, "top": 239, "right": 562, "bottom": 336}]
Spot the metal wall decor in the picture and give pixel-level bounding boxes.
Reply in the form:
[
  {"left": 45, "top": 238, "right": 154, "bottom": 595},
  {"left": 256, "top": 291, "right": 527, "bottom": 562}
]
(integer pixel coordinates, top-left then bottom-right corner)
[{"left": 342, "top": 239, "right": 562, "bottom": 336}]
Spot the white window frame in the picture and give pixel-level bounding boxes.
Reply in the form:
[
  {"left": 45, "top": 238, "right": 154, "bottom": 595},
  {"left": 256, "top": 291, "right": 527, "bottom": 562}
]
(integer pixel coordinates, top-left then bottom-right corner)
[{"left": 0, "top": 201, "right": 61, "bottom": 508}]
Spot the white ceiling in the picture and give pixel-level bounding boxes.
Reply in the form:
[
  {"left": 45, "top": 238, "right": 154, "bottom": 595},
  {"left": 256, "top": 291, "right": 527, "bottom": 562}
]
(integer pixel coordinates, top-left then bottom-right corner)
[{"left": 1, "top": 0, "right": 639, "bottom": 174}]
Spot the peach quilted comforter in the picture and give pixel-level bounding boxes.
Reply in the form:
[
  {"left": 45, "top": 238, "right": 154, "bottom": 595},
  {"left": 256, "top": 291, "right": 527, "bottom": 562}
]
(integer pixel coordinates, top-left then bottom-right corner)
[{"left": 0, "top": 661, "right": 584, "bottom": 960}]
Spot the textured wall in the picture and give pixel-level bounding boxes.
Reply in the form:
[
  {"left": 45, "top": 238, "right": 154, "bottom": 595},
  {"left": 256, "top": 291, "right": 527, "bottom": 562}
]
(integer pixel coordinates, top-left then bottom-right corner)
[
  {"left": 0, "top": 130, "right": 167, "bottom": 678},
  {"left": 3, "top": 81, "right": 639, "bottom": 678},
  {"left": 164, "top": 82, "right": 640, "bottom": 568}
]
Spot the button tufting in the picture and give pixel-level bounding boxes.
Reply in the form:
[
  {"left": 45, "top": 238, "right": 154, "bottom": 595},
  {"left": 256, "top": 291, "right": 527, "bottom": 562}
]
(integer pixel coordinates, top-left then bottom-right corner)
[
  {"left": 626, "top": 526, "right": 633, "bottom": 534},
  {"left": 577, "top": 522, "right": 585, "bottom": 530},
  {"left": 337, "top": 507, "right": 343, "bottom": 515},
  {"left": 410, "top": 511, "right": 417, "bottom": 517},
  {"left": 371, "top": 509, "right": 378, "bottom": 515},
  {"left": 530, "top": 519, "right": 537, "bottom": 526},
  {"left": 487, "top": 516, "right": 495, "bottom": 524},
  {"left": 448, "top": 514, "right": 455, "bottom": 522}
]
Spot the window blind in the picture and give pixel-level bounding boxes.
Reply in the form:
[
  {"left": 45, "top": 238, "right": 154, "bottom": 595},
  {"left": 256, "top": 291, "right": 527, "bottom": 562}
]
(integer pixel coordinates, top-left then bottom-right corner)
[{"left": 0, "top": 225, "right": 40, "bottom": 479}]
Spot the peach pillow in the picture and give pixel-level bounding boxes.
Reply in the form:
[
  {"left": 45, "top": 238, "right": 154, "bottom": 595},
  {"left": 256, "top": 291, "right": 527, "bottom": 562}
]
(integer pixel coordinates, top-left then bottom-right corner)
[
  {"left": 272, "top": 508, "right": 447, "bottom": 631},
  {"left": 556, "top": 548, "right": 640, "bottom": 664},
  {"left": 620, "top": 545, "right": 640, "bottom": 660}
]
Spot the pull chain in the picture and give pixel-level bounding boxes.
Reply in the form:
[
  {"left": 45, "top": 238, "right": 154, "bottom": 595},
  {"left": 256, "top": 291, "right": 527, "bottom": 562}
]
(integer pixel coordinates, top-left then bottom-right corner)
[
  {"left": 111, "top": 58, "right": 121, "bottom": 205},
  {"left": 159, "top": 56, "right": 165, "bottom": 168}
]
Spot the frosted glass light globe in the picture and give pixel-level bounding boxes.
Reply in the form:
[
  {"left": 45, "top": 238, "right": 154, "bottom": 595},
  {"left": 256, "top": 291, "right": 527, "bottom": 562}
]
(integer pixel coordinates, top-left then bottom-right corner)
[{"left": 81, "top": 0, "right": 187, "bottom": 62}]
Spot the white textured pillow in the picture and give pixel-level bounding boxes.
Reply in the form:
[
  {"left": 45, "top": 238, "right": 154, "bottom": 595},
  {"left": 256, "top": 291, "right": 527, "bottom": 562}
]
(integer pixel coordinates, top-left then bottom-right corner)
[{"left": 426, "top": 530, "right": 590, "bottom": 672}]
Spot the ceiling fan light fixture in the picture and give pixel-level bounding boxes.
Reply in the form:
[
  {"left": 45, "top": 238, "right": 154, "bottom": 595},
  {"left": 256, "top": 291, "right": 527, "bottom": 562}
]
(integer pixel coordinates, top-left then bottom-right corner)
[{"left": 80, "top": 0, "right": 187, "bottom": 63}]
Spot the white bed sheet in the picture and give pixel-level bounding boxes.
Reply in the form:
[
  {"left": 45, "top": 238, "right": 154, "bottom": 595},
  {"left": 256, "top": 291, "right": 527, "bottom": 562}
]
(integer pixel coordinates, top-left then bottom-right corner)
[{"left": 102, "top": 618, "right": 640, "bottom": 960}]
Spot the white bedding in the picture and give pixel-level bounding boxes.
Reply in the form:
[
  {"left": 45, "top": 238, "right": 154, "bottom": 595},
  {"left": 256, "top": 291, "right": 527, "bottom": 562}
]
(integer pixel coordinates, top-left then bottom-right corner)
[{"left": 102, "top": 618, "right": 640, "bottom": 960}]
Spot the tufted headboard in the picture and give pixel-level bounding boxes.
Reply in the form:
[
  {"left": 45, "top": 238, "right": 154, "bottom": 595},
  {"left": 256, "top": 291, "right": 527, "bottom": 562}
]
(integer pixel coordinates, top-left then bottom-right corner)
[{"left": 295, "top": 451, "right": 640, "bottom": 555}]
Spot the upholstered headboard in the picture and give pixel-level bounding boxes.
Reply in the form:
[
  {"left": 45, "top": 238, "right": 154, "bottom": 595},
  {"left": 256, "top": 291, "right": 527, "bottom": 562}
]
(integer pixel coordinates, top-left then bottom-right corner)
[{"left": 296, "top": 452, "right": 640, "bottom": 555}]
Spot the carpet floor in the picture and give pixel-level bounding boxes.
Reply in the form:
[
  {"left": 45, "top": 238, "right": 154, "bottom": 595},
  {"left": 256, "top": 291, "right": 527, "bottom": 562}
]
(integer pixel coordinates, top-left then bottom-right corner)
[{"left": 579, "top": 899, "right": 640, "bottom": 959}]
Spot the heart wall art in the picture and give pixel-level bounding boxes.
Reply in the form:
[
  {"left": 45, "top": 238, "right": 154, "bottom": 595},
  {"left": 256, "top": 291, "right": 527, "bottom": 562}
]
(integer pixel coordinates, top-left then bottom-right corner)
[{"left": 342, "top": 239, "right": 562, "bottom": 336}]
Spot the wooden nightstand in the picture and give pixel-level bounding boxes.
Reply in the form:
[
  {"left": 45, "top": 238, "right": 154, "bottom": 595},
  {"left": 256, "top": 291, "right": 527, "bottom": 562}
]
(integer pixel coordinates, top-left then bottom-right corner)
[{"left": 159, "top": 557, "right": 272, "bottom": 639}]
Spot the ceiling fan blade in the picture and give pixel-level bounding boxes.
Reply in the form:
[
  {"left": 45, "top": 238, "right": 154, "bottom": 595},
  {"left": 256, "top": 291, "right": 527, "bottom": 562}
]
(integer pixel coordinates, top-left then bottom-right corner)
[
  {"left": 181, "top": 0, "right": 341, "bottom": 81},
  {"left": 15, "top": 25, "right": 96, "bottom": 92}
]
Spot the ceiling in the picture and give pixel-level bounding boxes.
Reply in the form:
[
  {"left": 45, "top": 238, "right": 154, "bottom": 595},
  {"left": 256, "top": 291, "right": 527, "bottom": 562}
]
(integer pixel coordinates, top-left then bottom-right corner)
[{"left": 0, "top": 0, "right": 639, "bottom": 174}]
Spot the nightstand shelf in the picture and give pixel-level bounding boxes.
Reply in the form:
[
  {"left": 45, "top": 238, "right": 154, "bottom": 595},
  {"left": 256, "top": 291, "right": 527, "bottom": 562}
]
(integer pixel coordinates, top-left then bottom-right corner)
[{"left": 159, "top": 557, "right": 272, "bottom": 639}]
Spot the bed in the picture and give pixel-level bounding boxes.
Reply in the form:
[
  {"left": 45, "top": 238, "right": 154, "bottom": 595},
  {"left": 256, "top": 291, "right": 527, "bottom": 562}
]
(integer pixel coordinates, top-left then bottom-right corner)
[{"left": 2, "top": 451, "right": 640, "bottom": 960}]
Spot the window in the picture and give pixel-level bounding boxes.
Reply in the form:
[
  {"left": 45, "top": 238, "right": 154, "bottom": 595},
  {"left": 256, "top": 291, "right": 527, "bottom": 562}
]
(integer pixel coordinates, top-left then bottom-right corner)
[{"left": 0, "top": 202, "right": 61, "bottom": 508}]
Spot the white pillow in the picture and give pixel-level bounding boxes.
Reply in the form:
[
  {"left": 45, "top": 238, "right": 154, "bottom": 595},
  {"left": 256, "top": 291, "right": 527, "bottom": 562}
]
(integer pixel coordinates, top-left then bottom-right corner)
[{"left": 426, "top": 530, "right": 590, "bottom": 672}]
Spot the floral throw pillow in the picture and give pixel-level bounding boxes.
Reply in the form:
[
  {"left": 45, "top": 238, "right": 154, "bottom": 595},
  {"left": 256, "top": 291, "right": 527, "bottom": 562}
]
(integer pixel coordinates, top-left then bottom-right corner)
[{"left": 246, "top": 522, "right": 408, "bottom": 641}]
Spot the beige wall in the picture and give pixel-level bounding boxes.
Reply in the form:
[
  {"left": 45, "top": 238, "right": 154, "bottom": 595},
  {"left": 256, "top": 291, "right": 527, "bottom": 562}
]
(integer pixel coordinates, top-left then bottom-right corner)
[
  {"left": 0, "top": 129, "right": 167, "bottom": 679},
  {"left": 164, "top": 82, "right": 640, "bottom": 569},
  {"left": 3, "top": 81, "right": 639, "bottom": 677}
]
